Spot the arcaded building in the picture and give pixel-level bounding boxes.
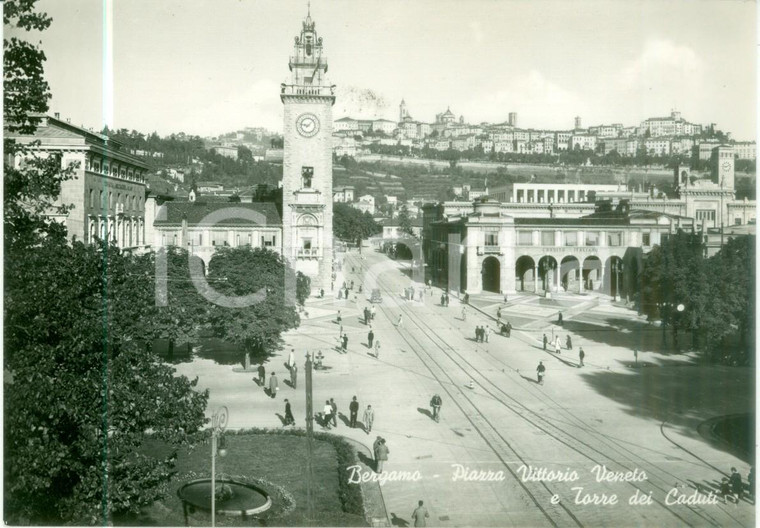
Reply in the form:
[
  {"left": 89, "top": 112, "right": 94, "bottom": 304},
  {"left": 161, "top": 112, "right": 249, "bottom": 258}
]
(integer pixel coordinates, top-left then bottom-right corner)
[{"left": 422, "top": 146, "right": 756, "bottom": 296}]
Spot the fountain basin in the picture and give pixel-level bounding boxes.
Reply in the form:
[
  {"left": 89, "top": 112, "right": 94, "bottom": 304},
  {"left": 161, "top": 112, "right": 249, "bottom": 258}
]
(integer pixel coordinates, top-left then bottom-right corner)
[{"left": 178, "top": 478, "right": 272, "bottom": 516}]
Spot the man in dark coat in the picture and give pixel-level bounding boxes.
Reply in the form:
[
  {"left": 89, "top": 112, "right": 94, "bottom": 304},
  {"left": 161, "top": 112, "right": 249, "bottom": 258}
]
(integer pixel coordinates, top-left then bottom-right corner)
[
  {"left": 542, "top": 334, "right": 547, "bottom": 350},
  {"left": 349, "top": 396, "right": 359, "bottom": 428},
  {"left": 342, "top": 334, "right": 349, "bottom": 352},
  {"left": 284, "top": 399, "right": 295, "bottom": 426},
  {"left": 368, "top": 329, "right": 375, "bottom": 348},
  {"left": 257, "top": 364, "right": 266, "bottom": 385},
  {"left": 730, "top": 467, "right": 743, "bottom": 503},
  {"left": 566, "top": 335, "right": 573, "bottom": 350}
]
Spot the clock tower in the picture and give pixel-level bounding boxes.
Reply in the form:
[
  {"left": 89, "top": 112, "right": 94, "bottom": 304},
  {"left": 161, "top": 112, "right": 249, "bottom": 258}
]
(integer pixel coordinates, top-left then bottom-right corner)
[{"left": 281, "top": 8, "right": 335, "bottom": 290}]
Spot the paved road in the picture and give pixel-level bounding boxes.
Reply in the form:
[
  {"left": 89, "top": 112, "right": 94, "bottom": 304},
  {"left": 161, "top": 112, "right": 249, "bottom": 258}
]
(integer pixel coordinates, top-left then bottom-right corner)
[{"left": 174, "top": 248, "right": 754, "bottom": 527}]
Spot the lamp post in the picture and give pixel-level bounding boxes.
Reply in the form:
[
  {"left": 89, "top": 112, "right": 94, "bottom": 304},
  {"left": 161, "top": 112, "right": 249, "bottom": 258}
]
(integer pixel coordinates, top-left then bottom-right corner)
[
  {"left": 614, "top": 260, "right": 624, "bottom": 302},
  {"left": 210, "top": 406, "right": 229, "bottom": 527}
]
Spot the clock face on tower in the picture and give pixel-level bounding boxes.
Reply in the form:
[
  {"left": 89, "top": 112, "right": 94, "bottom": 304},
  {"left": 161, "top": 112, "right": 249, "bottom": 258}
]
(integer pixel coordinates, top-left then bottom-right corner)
[
  {"left": 722, "top": 161, "right": 731, "bottom": 172},
  {"left": 296, "top": 113, "right": 320, "bottom": 137}
]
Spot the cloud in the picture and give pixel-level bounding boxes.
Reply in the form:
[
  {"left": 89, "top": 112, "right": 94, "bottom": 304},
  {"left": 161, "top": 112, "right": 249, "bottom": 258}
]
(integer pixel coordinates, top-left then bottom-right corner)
[
  {"left": 461, "top": 70, "right": 587, "bottom": 128},
  {"left": 618, "top": 39, "right": 703, "bottom": 87}
]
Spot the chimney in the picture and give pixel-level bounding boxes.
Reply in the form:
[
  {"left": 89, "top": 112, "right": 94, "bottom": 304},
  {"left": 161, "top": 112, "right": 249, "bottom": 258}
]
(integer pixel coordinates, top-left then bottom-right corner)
[
  {"left": 54, "top": 112, "right": 60, "bottom": 119},
  {"left": 66, "top": 118, "right": 71, "bottom": 123}
]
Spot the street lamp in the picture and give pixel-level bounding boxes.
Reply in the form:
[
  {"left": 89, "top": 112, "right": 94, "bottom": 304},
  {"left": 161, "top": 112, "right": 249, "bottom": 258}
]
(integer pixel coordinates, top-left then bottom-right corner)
[
  {"left": 210, "top": 406, "right": 229, "bottom": 527},
  {"left": 614, "top": 260, "right": 624, "bottom": 302}
]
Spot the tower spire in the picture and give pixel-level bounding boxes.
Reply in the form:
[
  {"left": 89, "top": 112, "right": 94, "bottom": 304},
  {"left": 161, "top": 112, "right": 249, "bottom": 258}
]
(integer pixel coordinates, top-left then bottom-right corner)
[{"left": 308, "top": 0, "right": 311, "bottom": 17}]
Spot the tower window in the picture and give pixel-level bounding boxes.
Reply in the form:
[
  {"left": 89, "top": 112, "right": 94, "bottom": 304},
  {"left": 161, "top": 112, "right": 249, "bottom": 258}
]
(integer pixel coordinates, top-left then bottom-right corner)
[{"left": 302, "top": 166, "right": 314, "bottom": 188}]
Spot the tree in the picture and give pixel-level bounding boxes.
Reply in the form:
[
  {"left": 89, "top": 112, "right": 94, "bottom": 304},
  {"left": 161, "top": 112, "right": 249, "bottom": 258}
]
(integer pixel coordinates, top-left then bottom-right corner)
[
  {"left": 398, "top": 204, "right": 414, "bottom": 236},
  {"left": 296, "top": 271, "right": 311, "bottom": 306},
  {"left": 5, "top": 239, "right": 209, "bottom": 524},
  {"left": 204, "top": 246, "right": 301, "bottom": 358},
  {"left": 4, "top": 0, "right": 75, "bottom": 252},
  {"left": 4, "top": 2, "right": 210, "bottom": 523},
  {"left": 333, "top": 203, "right": 381, "bottom": 245}
]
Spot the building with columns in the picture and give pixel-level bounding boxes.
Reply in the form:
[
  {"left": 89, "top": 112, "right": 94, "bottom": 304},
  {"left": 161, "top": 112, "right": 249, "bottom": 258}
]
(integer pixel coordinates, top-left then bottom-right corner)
[
  {"left": 422, "top": 146, "right": 755, "bottom": 296},
  {"left": 279, "top": 8, "right": 335, "bottom": 290},
  {"left": 6, "top": 113, "right": 149, "bottom": 249}
]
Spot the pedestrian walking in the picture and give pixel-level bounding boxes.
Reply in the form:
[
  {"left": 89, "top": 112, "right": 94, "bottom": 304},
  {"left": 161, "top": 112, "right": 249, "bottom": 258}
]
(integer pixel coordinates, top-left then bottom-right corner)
[
  {"left": 474, "top": 326, "right": 480, "bottom": 342},
  {"left": 320, "top": 288, "right": 324, "bottom": 298},
  {"left": 542, "top": 334, "right": 547, "bottom": 351},
  {"left": 397, "top": 314, "right": 404, "bottom": 328},
  {"left": 634, "top": 349, "right": 639, "bottom": 365},
  {"left": 430, "top": 394, "right": 442, "bottom": 422},
  {"left": 284, "top": 399, "right": 295, "bottom": 426},
  {"left": 376, "top": 438, "right": 389, "bottom": 473},
  {"left": 330, "top": 398, "right": 338, "bottom": 427},
  {"left": 536, "top": 361, "right": 546, "bottom": 384},
  {"left": 411, "top": 500, "right": 430, "bottom": 527},
  {"left": 368, "top": 329, "right": 375, "bottom": 348},
  {"left": 269, "top": 372, "right": 279, "bottom": 398},
  {"left": 374, "top": 339, "right": 381, "bottom": 358},
  {"left": 337, "top": 310, "right": 342, "bottom": 325},
  {"left": 558, "top": 311, "right": 563, "bottom": 326},
  {"left": 371, "top": 305, "right": 376, "bottom": 320},
  {"left": 338, "top": 289, "right": 343, "bottom": 300},
  {"left": 349, "top": 396, "right": 359, "bottom": 428},
  {"left": 566, "top": 335, "right": 572, "bottom": 350},
  {"left": 506, "top": 321, "right": 512, "bottom": 337},
  {"left": 730, "top": 467, "right": 743, "bottom": 503},
  {"left": 323, "top": 400, "right": 333, "bottom": 429},
  {"left": 461, "top": 306, "right": 467, "bottom": 321},
  {"left": 257, "top": 363, "right": 266, "bottom": 385},
  {"left": 554, "top": 336, "right": 561, "bottom": 355},
  {"left": 441, "top": 293, "right": 446, "bottom": 306},
  {"left": 342, "top": 333, "right": 349, "bottom": 352},
  {"left": 497, "top": 307, "right": 502, "bottom": 320},
  {"left": 363, "top": 405, "right": 374, "bottom": 433},
  {"left": 503, "top": 293, "right": 508, "bottom": 303},
  {"left": 288, "top": 348, "right": 295, "bottom": 369},
  {"left": 579, "top": 347, "right": 585, "bottom": 367},
  {"left": 485, "top": 325, "right": 491, "bottom": 343},
  {"left": 364, "top": 307, "right": 370, "bottom": 324},
  {"left": 290, "top": 364, "right": 298, "bottom": 389}
]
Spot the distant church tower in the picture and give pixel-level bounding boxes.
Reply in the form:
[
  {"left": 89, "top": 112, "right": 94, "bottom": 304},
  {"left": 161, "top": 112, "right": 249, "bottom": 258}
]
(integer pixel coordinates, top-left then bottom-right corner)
[
  {"left": 399, "top": 99, "right": 408, "bottom": 122},
  {"left": 280, "top": 8, "right": 335, "bottom": 290}
]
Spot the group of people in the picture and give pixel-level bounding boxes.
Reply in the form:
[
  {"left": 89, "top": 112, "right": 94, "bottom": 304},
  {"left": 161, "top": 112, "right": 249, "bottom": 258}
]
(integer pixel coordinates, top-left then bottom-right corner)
[
  {"left": 320, "top": 396, "right": 375, "bottom": 433},
  {"left": 719, "top": 466, "right": 754, "bottom": 505},
  {"left": 440, "top": 293, "right": 450, "bottom": 306},
  {"left": 363, "top": 305, "right": 377, "bottom": 324},
  {"left": 367, "top": 328, "right": 381, "bottom": 356},
  {"left": 542, "top": 334, "right": 572, "bottom": 353},
  {"left": 474, "top": 325, "right": 491, "bottom": 343}
]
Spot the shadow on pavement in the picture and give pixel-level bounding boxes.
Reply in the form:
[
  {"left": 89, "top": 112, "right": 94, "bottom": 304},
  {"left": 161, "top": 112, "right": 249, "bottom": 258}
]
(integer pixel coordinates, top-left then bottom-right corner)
[
  {"left": 357, "top": 451, "right": 376, "bottom": 471},
  {"left": 417, "top": 407, "right": 434, "bottom": 420},
  {"left": 519, "top": 374, "right": 540, "bottom": 384},
  {"left": 580, "top": 356, "right": 755, "bottom": 463},
  {"left": 390, "top": 513, "right": 409, "bottom": 527},
  {"left": 563, "top": 317, "right": 673, "bottom": 354}
]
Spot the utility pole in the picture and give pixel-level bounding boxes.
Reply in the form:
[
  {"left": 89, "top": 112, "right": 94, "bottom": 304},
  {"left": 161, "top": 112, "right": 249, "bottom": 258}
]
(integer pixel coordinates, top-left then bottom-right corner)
[{"left": 305, "top": 354, "right": 314, "bottom": 522}]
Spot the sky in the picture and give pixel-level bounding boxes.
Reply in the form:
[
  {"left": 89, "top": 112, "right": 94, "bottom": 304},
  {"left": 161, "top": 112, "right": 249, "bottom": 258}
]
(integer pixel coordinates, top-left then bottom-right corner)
[{"left": 16, "top": 0, "right": 758, "bottom": 139}]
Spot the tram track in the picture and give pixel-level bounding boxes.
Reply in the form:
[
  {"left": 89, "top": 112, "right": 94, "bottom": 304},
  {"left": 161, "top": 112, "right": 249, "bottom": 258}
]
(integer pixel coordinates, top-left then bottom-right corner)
[{"left": 347, "top": 253, "right": 742, "bottom": 527}]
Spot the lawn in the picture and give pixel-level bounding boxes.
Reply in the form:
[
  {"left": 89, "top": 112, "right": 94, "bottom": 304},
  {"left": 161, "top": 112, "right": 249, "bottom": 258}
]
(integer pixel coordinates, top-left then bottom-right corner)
[{"left": 117, "top": 431, "right": 367, "bottom": 526}]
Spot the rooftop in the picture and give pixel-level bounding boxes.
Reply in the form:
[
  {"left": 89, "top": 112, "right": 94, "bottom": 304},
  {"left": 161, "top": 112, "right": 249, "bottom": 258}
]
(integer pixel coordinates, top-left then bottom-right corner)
[{"left": 154, "top": 201, "right": 281, "bottom": 226}]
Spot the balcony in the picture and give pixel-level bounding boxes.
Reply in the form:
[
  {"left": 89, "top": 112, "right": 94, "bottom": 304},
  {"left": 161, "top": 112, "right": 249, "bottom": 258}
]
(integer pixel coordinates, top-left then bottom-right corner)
[
  {"left": 280, "top": 83, "right": 335, "bottom": 98},
  {"left": 115, "top": 203, "right": 125, "bottom": 215},
  {"left": 477, "top": 245, "right": 502, "bottom": 255},
  {"left": 297, "top": 248, "right": 320, "bottom": 258}
]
